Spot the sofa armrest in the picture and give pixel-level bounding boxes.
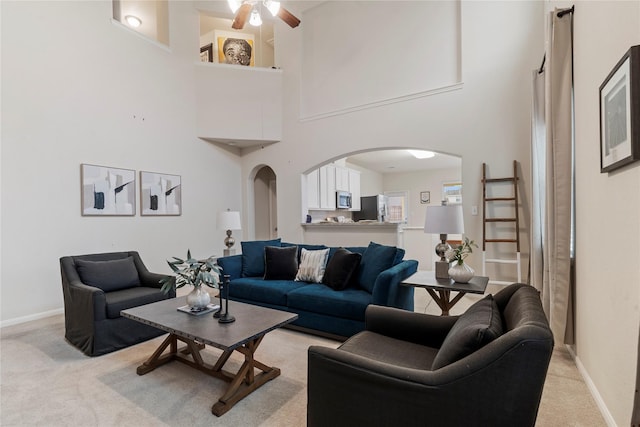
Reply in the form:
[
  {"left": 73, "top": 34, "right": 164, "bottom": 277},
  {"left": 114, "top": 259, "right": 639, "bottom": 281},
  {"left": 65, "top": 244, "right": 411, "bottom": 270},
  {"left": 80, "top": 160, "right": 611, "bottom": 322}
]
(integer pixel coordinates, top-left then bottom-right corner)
[
  {"left": 371, "top": 259, "right": 418, "bottom": 310},
  {"left": 216, "top": 254, "right": 243, "bottom": 281},
  {"left": 365, "top": 305, "right": 457, "bottom": 348}
]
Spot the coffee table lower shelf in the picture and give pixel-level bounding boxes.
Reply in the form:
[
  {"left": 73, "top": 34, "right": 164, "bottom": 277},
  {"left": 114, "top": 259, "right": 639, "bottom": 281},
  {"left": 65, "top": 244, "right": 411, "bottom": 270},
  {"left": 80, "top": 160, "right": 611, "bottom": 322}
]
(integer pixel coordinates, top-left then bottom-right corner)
[{"left": 136, "top": 332, "right": 277, "bottom": 416}]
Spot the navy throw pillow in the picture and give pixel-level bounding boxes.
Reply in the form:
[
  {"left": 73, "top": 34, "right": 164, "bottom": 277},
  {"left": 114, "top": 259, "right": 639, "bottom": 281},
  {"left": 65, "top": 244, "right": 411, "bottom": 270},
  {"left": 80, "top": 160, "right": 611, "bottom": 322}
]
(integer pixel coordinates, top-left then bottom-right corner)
[
  {"left": 431, "top": 295, "right": 504, "bottom": 370},
  {"left": 241, "top": 238, "right": 282, "bottom": 277},
  {"left": 264, "top": 245, "right": 299, "bottom": 280},
  {"left": 357, "top": 242, "right": 398, "bottom": 293},
  {"left": 76, "top": 257, "right": 140, "bottom": 292},
  {"left": 322, "top": 248, "right": 362, "bottom": 291}
]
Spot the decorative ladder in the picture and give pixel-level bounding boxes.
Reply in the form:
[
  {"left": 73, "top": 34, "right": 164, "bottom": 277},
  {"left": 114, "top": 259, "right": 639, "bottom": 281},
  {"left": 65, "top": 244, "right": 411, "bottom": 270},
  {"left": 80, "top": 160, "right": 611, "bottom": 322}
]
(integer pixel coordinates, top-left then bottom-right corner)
[{"left": 482, "top": 161, "right": 522, "bottom": 285}]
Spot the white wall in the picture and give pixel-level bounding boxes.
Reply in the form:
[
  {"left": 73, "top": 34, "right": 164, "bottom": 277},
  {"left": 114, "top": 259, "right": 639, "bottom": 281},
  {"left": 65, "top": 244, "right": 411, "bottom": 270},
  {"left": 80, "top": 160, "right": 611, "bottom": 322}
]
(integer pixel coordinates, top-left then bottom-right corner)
[
  {"left": 242, "top": 1, "right": 543, "bottom": 278},
  {"left": 564, "top": 1, "right": 640, "bottom": 425},
  {"left": 0, "top": 1, "right": 243, "bottom": 323}
]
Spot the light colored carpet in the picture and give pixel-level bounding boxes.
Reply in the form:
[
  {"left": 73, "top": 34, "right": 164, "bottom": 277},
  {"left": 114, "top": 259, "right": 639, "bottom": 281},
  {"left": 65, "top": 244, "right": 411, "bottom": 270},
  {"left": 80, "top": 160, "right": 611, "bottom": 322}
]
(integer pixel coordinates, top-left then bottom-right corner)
[{"left": 1, "top": 290, "right": 606, "bottom": 426}]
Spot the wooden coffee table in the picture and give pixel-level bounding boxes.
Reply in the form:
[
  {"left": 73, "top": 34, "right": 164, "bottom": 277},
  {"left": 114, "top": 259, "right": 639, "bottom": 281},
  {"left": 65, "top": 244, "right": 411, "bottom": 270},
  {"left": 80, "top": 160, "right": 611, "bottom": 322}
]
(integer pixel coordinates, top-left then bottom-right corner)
[
  {"left": 121, "top": 296, "right": 298, "bottom": 416},
  {"left": 401, "top": 270, "right": 489, "bottom": 316}
]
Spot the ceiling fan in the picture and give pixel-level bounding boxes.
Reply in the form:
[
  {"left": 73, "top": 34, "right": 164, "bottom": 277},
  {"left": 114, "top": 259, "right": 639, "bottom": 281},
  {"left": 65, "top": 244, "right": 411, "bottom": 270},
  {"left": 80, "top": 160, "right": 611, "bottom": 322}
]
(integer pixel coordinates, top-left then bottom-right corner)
[{"left": 228, "top": 0, "right": 301, "bottom": 30}]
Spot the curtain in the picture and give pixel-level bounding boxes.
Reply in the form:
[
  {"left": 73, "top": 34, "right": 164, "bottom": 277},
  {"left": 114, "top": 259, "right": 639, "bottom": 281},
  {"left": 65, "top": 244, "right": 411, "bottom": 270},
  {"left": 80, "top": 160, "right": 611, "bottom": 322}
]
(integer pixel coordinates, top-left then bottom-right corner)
[{"left": 529, "top": 7, "right": 574, "bottom": 344}]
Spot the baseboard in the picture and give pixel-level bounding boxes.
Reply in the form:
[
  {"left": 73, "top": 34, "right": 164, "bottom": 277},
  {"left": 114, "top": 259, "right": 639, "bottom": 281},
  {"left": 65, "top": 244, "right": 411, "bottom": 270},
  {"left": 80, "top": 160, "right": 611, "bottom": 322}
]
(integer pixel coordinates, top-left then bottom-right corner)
[
  {"left": 565, "top": 344, "right": 617, "bottom": 426},
  {"left": 0, "top": 308, "right": 63, "bottom": 329}
]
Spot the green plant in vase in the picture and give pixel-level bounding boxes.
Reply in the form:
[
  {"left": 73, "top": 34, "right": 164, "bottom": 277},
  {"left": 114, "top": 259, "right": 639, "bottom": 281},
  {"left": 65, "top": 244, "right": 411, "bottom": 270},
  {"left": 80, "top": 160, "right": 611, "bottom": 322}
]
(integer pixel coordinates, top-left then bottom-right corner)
[
  {"left": 160, "top": 250, "right": 221, "bottom": 311},
  {"left": 445, "top": 237, "right": 478, "bottom": 283}
]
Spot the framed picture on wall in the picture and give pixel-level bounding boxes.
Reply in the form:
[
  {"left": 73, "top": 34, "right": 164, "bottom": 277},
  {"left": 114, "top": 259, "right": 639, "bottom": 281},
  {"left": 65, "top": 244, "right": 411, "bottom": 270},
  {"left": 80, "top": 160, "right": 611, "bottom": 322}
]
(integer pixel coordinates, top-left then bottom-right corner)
[
  {"left": 420, "top": 191, "right": 430, "bottom": 204},
  {"left": 214, "top": 30, "right": 255, "bottom": 67},
  {"left": 140, "top": 171, "right": 182, "bottom": 216},
  {"left": 200, "top": 43, "right": 213, "bottom": 62},
  {"left": 80, "top": 164, "right": 135, "bottom": 216},
  {"left": 599, "top": 45, "right": 640, "bottom": 173}
]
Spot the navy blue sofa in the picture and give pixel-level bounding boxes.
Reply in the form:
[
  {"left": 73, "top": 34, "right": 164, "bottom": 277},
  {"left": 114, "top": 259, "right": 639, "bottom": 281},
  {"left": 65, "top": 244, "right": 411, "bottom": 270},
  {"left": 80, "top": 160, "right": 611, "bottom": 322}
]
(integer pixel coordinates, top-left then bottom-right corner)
[{"left": 216, "top": 239, "right": 418, "bottom": 339}]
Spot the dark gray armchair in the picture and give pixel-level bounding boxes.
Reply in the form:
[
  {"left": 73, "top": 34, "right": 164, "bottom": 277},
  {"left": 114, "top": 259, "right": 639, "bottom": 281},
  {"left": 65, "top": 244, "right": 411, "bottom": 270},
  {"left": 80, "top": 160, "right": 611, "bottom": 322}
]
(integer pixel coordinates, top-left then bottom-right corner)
[
  {"left": 307, "top": 283, "right": 554, "bottom": 427},
  {"left": 60, "top": 251, "right": 175, "bottom": 356}
]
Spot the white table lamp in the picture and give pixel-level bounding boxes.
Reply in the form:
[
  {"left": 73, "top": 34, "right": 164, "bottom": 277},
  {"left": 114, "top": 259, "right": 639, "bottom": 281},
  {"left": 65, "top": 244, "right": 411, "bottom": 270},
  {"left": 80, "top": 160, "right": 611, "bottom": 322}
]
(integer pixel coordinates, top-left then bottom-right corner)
[
  {"left": 424, "top": 204, "right": 464, "bottom": 279},
  {"left": 217, "top": 210, "right": 242, "bottom": 256}
]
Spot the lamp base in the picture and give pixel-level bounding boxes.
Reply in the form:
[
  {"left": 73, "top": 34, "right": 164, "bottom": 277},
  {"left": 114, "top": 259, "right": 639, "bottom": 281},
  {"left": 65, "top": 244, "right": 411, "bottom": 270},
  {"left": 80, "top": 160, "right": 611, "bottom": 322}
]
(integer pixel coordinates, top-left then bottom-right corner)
[
  {"left": 223, "top": 248, "right": 236, "bottom": 256},
  {"left": 435, "top": 261, "right": 450, "bottom": 279}
]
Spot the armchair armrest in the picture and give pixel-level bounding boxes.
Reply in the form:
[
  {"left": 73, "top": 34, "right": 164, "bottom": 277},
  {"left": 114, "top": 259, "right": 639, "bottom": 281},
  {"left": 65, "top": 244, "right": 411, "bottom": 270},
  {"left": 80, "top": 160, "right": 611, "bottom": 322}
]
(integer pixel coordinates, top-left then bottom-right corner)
[
  {"left": 138, "top": 270, "right": 171, "bottom": 289},
  {"left": 365, "top": 305, "right": 457, "bottom": 348},
  {"left": 60, "top": 257, "right": 107, "bottom": 322}
]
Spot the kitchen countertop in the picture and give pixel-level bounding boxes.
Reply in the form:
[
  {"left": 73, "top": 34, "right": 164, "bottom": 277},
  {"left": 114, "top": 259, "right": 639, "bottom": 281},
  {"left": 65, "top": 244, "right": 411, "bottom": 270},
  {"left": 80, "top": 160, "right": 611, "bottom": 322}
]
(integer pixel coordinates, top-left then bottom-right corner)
[{"left": 301, "top": 221, "right": 399, "bottom": 227}]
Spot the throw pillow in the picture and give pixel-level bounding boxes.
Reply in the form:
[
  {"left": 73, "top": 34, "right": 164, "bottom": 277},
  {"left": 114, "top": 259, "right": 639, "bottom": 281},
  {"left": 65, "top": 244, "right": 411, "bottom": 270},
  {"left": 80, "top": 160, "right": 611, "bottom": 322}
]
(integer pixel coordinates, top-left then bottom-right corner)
[
  {"left": 264, "top": 245, "right": 299, "bottom": 280},
  {"left": 295, "top": 248, "right": 330, "bottom": 283},
  {"left": 322, "top": 248, "right": 362, "bottom": 291},
  {"left": 431, "top": 295, "right": 504, "bottom": 370},
  {"left": 241, "top": 238, "right": 282, "bottom": 277},
  {"left": 76, "top": 257, "right": 140, "bottom": 292},
  {"left": 357, "top": 241, "right": 399, "bottom": 293}
]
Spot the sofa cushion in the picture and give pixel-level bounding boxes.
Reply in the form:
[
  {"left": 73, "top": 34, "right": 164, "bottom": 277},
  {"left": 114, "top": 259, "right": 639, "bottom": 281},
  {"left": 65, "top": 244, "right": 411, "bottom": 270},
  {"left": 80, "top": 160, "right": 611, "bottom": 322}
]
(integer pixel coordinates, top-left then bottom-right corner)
[
  {"left": 287, "top": 284, "right": 372, "bottom": 321},
  {"left": 264, "top": 245, "right": 299, "bottom": 280},
  {"left": 76, "top": 257, "right": 139, "bottom": 292},
  {"left": 282, "top": 242, "right": 328, "bottom": 262},
  {"left": 295, "top": 248, "right": 330, "bottom": 283},
  {"left": 322, "top": 248, "right": 362, "bottom": 291},
  {"left": 431, "top": 295, "right": 504, "bottom": 370},
  {"left": 229, "top": 277, "right": 308, "bottom": 306},
  {"left": 105, "top": 286, "right": 169, "bottom": 319},
  {"left": 357, "top": 242, "right": 398, "bottom": 293},
  {"left": 241, "top": 238, "right": 281, "bottom": 277}
]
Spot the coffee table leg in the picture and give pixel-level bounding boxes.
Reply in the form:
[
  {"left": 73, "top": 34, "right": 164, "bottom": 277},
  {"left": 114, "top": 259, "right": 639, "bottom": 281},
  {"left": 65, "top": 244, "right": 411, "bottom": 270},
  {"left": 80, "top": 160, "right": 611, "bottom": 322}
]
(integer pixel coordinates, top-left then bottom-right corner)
[
  {"left": 211, "top": 335, "right": 280, "bottom": 416},
  {"left": 136, "top": 334, "right": 178, "bottom": 375}
]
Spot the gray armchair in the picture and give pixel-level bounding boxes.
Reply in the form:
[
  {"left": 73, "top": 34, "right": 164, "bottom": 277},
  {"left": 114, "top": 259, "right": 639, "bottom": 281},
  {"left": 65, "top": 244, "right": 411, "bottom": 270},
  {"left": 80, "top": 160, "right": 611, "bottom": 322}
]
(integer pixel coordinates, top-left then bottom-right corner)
[
  {"left": 60, "top": 251, "right": 175, "bottom": 356},
  {"left": 307, "top": 283, "right": 554, "bottom": 427}
]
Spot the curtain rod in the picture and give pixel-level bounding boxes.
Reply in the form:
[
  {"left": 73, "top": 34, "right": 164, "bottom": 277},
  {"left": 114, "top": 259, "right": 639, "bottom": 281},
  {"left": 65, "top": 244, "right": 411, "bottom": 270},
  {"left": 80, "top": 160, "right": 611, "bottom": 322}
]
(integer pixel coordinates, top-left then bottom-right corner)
[
  {"left": 539, "top": 6, "right": 574, "bottom": 74},
  {"left": 557, "top": 5, "right": 574, "bottom": 18}
]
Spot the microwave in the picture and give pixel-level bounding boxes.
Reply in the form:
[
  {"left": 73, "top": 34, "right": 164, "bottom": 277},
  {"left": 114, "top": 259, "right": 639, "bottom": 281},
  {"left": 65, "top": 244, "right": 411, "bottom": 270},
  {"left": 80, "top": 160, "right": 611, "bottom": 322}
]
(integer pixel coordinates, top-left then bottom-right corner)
[{"left": 336, "top": 191, "right": 352, "bottom": 209}]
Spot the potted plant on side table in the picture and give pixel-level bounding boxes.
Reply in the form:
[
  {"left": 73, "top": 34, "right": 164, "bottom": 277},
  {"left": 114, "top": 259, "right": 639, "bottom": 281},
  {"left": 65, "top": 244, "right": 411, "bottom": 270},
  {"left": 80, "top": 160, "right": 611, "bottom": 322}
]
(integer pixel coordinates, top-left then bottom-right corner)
[
  {"left": 445, "top": 237, "right": 478, "bottom": 283},
  {"left": 160, "top": 250, "right": 221, "bottom": 312}
]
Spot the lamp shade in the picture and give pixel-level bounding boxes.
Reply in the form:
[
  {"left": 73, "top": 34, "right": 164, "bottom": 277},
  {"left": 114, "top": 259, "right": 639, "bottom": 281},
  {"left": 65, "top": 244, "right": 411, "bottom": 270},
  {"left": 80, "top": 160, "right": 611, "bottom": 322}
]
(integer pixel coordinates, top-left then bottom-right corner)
[
  {"left": 424, "top": 205, "right": 464, "bottom": 234},
  {"left": 217, "top": 211, "right": 242, "bottom": 231}
]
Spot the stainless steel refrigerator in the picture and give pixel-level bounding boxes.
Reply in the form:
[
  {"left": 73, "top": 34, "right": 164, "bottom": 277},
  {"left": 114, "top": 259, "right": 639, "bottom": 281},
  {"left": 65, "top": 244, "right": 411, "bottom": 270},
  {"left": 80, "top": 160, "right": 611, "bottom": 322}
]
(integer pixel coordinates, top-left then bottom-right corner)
[{"left": 352, "top": 195, "right": 388, "bottom": 222}]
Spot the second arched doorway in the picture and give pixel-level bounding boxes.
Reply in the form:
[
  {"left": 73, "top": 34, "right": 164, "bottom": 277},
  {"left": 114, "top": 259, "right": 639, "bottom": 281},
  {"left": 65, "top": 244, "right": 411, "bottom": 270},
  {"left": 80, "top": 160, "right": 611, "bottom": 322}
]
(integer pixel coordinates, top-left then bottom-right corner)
[{"left": 253, "top": 166, "right": 277, "bottom": 240}]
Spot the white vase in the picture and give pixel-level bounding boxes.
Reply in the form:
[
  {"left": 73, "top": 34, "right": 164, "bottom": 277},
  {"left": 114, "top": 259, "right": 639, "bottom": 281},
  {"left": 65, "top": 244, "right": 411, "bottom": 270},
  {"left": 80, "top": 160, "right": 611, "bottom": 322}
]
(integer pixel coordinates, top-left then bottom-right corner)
[
  {"left": 186, "top": 286, "right": 211, "bottom": 310},
  {"left": 448, "top": 262, "right": 475, "bottom": 283}
]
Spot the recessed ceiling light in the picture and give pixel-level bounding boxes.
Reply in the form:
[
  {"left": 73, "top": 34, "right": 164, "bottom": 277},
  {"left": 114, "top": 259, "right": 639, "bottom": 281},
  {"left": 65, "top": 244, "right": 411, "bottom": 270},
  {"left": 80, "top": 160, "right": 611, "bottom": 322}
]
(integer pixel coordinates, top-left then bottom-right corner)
[
  {"left": 125, "top": 15, "right": 142, "bottom": 28},
  {"left": 407, "top": 149, "right": 435, "bottom": 159}
]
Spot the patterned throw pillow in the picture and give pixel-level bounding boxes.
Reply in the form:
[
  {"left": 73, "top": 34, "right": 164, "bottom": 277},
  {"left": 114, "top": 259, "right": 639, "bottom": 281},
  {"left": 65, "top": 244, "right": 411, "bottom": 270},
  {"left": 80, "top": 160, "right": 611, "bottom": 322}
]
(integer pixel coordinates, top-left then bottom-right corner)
[{"left": 295, "top": 248, "right": 330, "bottom": 283}]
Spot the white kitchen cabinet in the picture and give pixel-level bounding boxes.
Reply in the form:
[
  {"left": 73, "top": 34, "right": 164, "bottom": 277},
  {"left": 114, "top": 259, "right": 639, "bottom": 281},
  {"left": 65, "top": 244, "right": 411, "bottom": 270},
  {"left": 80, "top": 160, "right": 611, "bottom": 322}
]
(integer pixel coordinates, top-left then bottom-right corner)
[
  {"left": 307, "top": 169, "right": 320, "bottom": 209},
  {"left": 307, "top": 165, "right": 336, "bottom": 210},
  {"left": 319, "top": 164, "right": 336, "bottom": 209},
  {"left": 335, "top": 167, "right": 349, "bottom": 191}
]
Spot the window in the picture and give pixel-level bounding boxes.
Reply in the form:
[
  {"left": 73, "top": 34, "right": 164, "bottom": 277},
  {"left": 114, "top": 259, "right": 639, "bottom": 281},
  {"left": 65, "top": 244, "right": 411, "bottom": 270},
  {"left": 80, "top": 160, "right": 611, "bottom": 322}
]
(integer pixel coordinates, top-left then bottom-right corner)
[
  {"left": 384, "top": 191, "right": 408, "bottom": 224},
  {"left": 442, "top": 182, "right": 462, "bottom": 204},
  {"left": 112, "top": 0, "right": 170, "bottom": 46}
]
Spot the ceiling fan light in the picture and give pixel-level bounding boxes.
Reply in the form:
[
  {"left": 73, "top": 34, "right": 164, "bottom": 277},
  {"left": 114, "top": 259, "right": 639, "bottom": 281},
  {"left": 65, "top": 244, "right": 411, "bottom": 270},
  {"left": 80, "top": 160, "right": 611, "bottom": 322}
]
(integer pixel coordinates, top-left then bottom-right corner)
[
  {"left": 407, "top": 149, "right": 435, "bottom": 159},
  {"left": 249, "top": 8, "right": 262, "bottom": 26},
  {"left": 124, "top": 15, "right": 142, "bottom": 28},
  {"left": 228, "top": 0, "right": 242, "bottom": 13},
  {"left": 264, "top": 0, "right": 280, "bottom": 16}
]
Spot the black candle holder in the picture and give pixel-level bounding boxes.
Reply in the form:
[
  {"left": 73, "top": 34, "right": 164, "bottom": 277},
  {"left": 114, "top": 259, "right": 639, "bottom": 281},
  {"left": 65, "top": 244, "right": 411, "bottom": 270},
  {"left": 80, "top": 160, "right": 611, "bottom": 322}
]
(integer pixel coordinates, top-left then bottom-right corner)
[{"left": 217, "top": 274, "right": 235, "bottom": 324}]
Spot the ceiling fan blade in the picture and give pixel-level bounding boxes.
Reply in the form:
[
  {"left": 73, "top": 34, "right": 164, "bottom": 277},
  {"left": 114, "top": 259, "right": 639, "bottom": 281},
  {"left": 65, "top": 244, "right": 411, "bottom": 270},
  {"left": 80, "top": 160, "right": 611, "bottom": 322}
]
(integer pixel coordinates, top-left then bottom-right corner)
[
  {"left": 277, "top": 6, "right": 300, "bottom": 28},
  {"left": 232, "top": 3, "right": 252, "bottom": 30}
]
